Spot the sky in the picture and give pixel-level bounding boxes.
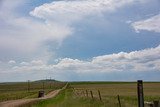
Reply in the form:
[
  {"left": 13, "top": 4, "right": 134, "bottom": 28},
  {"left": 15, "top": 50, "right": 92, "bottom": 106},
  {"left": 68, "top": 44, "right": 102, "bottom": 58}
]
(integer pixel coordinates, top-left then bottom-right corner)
[{"left": 0, "top": 0, "right": 160, "bottom": 82}]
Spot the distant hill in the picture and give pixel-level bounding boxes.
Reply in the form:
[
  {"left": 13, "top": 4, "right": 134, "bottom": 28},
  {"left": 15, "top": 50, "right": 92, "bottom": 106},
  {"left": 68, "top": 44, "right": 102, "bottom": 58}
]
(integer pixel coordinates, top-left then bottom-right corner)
[{"left": 34, "top": 79, "right": 59, "bottom": 82}]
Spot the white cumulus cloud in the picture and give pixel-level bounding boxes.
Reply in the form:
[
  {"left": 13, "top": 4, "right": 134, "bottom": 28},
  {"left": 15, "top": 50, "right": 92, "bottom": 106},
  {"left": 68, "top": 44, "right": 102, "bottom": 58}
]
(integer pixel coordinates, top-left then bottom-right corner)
[
  {"left": 20, "top": 62, "right": 29, "bottom": 66},
  {"left": 131, "top": 14, "right": 160, "bottom": 33},
  {"left": 2, "top": 45, "right": 160, "bottom": 79},
  {"left": 31, "top": 60, "right": 45, "bottom": 66},
  {"left": 30, "top": 0, "right": 145, "bottom": 24},
  {"left": 8, "top": 60, "right": 16, "bottom": 64},
  {"left": 52, "top": 45, "right": 160, "bottom": 73}
]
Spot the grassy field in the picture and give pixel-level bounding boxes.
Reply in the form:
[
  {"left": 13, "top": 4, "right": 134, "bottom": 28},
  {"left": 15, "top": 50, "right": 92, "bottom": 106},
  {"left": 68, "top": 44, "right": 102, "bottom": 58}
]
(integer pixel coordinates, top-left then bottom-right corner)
[
  {"left": 0, "top": 80, "right": 66, "bottom": 102},
  {"left": 71, "top": 82, "right": 160, "bottom": 107},
  {"left": 28, "top": 82, "right": 160, "bottom": 107},
  {"left": 29, "top": 88, "right": 104, "bottom": 107}
]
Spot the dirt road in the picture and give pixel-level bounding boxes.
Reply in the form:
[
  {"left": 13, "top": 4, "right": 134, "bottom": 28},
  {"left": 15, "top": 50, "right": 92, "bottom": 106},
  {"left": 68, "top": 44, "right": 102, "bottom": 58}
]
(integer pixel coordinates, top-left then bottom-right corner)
[{"left": 0, "top": 89, "right": 61, "bottom": 107}]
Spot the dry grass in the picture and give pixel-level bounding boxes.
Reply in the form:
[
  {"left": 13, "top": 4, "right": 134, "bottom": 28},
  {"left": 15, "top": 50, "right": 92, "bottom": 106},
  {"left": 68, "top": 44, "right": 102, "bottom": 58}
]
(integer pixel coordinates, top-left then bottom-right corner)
[
  {"left": 0, "top": 81, "right": 66, "bottom": 102},
  {"left": 71, "top": 82, "right": 160, "bottom": 107}
]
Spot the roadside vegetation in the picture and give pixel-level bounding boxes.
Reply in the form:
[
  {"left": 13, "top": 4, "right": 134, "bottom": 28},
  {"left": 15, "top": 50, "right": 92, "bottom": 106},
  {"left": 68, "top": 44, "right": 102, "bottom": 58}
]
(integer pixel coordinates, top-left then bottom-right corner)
[
  {"left": 30, "top": 88, "right": 104, "bottom": 107},
  {"left": 0, "top": 80, "right": 66, "bottom": 102}
]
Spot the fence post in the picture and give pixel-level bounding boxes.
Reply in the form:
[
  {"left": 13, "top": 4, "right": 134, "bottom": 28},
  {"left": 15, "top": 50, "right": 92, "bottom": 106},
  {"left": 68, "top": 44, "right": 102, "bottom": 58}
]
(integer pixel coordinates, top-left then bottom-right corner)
[
  {"left": 90, "top": 91, "right": 94, "bottom": 100},
  {"left": 50, "top": 77, "right": 52, "bottom": 89},
  {"left": 117, "top": 95, "right": 121, "bottom": 107},
  {"left": 98, "top": 90, "right": 102, "bottom": 101},
  {"left": 42, "top": 81, "right": 45, "bottom": 90},
  {"left": 50, "top": 82, "right": 52, "bottom": 89},
  {"left": 137, "top": 80, "right": 144, "bottom": 107},
  {"left": 86, "top": 90, "right": 88, "bottom": 97},
  {"left": 28, "top": 80, "right": 30, "bottom": 92}
]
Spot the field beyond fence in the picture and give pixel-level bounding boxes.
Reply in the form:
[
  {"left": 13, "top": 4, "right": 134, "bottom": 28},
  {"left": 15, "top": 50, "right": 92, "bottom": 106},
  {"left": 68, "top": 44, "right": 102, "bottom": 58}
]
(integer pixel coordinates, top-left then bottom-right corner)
[{"left": 71, "top": 82, "right": 160, "bottom": 107}]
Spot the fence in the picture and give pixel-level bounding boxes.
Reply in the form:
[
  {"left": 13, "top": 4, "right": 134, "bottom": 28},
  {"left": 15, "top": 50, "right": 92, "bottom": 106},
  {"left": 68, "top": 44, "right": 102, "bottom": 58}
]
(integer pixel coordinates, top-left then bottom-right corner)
[{"left": 72, "top": 80, "right": 160, "bottom": 107}]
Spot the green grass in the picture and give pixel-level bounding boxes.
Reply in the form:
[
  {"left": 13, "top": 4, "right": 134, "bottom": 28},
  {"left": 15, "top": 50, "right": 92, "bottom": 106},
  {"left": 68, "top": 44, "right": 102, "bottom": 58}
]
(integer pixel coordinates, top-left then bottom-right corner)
[
  {"left": 0, "top": 80, "right": 66, "bottom": 102},
  {"left": 30, "top": 88, "right": 105, "bottom": 107}
]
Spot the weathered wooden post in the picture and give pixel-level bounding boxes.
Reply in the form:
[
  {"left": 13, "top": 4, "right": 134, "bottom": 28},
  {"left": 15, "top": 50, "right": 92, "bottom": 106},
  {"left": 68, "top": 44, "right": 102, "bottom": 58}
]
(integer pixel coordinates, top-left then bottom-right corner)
[
  {"left": 42, "top": 81, "right": 45, "bottom": 90},
  {"left": 28, "top": 80, "right": 30, "bottom": 92},
  {"left": 50, "top": 77, "right": 52, "bottom": 89},
  {"left": 90, "top": 91, "right": 94, "bottom": 99},
  {"left": 50, "top": 82, "right": 52, "bottom": 89},
  {"left": 86, "top": 90, "right": 88, "bottom": 97},
  {"left": 117, "top": 95, "right": 121, "bottom": 107},
  {"left": 98, "top": 90, "right": 102, "bottom": 101},
  {"left": 137, "top": 80, "right": 144, "bottom": 107}
]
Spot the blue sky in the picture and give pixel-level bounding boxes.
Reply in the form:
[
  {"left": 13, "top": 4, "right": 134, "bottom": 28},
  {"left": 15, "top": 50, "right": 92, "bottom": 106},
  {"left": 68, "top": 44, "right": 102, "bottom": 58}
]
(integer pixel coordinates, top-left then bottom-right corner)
[{"left": 0, "top": 0, "right": 160, "bottom": 82}]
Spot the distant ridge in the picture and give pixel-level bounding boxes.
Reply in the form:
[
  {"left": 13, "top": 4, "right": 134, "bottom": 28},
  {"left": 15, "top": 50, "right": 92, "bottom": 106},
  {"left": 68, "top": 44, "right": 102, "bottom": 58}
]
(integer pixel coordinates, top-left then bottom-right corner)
[{"left": 34, "top": 79, "right": 59, "bottom": 82}]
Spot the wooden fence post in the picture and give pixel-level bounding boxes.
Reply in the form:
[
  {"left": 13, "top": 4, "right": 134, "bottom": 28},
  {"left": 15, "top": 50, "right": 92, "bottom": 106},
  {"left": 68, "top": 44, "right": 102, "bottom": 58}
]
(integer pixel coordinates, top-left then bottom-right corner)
[
  {"left": 42, "top": 81, "right": 45, "bottom": 90},
  {"left": 137, "top": 80, "right": 144, "bottom": 107},
  {"left": 98, "top": 90, "right": 102, "bottom": 101},
  {"left": 28, "top": 80, "right": 30, "bottom": 92},
  {"left": 50, "top": 82, "right": 52, "bottom": 89},
  {"left": 117, "top": 95, "right": 121, "bottom": 107},
  {"left": 50, "top": 77, "right": 52, "bottom": 89},
  {"left": 86, "top": 90, "right": 88, "bottom": 97},
  {"left": 90, "top": 91, "right": 94, "bottom": 100}
]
